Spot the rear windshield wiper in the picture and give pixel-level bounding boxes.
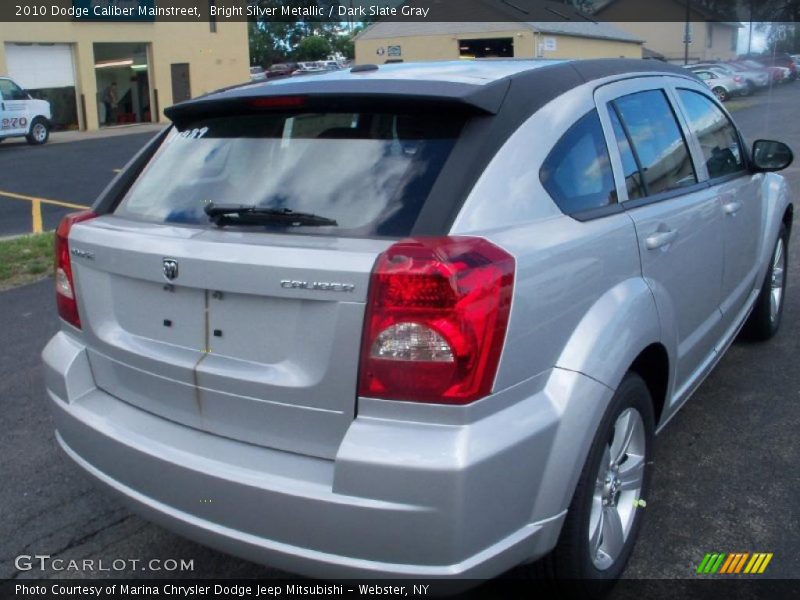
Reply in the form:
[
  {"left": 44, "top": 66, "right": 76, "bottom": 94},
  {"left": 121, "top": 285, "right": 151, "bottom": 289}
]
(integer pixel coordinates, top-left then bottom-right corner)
[{"left": 204, "top": 203, "right": 338, "bottom": 228}]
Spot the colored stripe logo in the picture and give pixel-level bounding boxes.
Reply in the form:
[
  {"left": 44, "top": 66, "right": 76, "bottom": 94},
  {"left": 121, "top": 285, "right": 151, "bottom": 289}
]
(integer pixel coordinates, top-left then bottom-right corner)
[{"left": 697, "top": 552, "right": 773, "bottom": 574}]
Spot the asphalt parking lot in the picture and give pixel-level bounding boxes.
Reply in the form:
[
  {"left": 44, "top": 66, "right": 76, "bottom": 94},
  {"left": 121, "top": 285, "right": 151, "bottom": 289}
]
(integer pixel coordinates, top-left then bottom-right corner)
[
  {"left": 0, "top": 131, "right": 158, "bottom": 237},
  {"left": 1, "top": 83, "right": 798, "bottom": 584}
]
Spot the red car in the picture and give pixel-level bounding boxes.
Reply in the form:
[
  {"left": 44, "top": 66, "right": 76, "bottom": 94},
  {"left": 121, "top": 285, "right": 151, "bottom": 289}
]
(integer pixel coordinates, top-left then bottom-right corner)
[{"left": 741, "top": 53, "right": 797, "bottom": 80}]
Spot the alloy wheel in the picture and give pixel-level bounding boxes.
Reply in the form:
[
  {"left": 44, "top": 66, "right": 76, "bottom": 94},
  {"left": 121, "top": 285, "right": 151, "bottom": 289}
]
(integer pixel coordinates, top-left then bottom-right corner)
[
  {"left": 588, "top": 407, "right": 646, "bottom": 570},
  {"left": 33, "top": 123, "right": 47, "bottom": 143},
  {"left": 770, "top": 237, "right": 786, "bottom": 323}
]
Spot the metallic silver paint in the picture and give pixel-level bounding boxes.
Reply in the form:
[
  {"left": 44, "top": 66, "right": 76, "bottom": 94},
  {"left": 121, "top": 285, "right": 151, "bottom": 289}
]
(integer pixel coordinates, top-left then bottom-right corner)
[{"left": 43, "top": 67, "right": 793, "bottom": 580}]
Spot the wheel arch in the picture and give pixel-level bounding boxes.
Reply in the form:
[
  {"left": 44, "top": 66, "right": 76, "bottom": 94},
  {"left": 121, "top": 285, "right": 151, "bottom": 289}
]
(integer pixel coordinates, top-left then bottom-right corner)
[
  {"left": 628, "top": 343, "right": 670, "bottom": 427},
  {"left": 554, "top": 277, "right": 666, "bottom": 395}
]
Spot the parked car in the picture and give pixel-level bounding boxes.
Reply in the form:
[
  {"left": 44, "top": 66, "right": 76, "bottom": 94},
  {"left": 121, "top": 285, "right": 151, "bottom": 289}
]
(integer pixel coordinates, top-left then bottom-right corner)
[
  {"left": 735, "top": 59, "right": 788, "bottom": 85},
  {"left": 267, "top": 63, "right": 298, "bottom": 78},
  {"left": 741, "top": 52, "right": 798, "bottom": 80},
  {"left": 44, "top": 59, "right": 794, "bottom": 591},
  {"left": 292, "top": 61, "right": 327, "bottom": 76},
  {"left": 690, "top": 67, "right": 748, "bottom": 101},
  {"left": 0, "top": 76, "right": 51, "bottom": 145},
  {"left": 717, "top": 61, "right": 771, "bottom": 91},
  {"left": 249, "top": 66, "right": 266, "bottom": 83},
  {"left": 320, "top": 60, "right": 345, "bottom": 71}
]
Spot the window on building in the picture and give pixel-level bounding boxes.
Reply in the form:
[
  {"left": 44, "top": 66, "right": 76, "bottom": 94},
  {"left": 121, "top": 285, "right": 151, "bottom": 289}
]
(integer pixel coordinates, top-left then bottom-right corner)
[
  {"left": 611, "top": 90, "right": 697, "bottom": 197},
  {"left": 677, "top": 89, "right": 745, "bottom": 179},
  {"left": 458, "top": 38, "right": 514, "bottom": 59},
  {"left": 731, "top": 29, "right": 738, "bottom": 51},
  {"left": 706, "top": 23, "right": 714, "bottom": 48},
  {"left": 540, "top": 110, "right": 617, "bottom": 215}
]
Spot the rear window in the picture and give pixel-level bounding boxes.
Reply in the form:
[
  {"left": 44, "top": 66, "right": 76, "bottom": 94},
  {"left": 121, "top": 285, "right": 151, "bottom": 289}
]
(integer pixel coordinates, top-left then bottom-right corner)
[{"left": 114, "top": 111, "right": 465, "bottom": 238}]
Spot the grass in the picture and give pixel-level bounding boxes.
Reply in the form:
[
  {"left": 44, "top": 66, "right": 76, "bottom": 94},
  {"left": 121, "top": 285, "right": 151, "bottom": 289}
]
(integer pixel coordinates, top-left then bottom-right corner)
[{"left": 0, "top": 232, "right": 55, "bottom": 290}]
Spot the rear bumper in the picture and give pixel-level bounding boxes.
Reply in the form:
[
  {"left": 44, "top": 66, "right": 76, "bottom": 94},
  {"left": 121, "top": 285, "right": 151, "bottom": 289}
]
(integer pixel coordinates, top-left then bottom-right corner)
[{"left": 43, "top": 331, "right": 612, "bottom": 579}]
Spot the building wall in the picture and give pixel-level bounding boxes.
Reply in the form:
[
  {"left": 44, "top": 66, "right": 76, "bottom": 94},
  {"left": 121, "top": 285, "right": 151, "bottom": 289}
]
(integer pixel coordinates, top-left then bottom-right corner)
[
  {"left": 355, "top": 30, "right": 641, "bottom": 64},
  {"left": 596, "top": 0, "right": 738, "bottom": 63},
  {"left": 706, "top": 22, "right": 738, "bottom": 61},
  {"left": 607, "top": 21, "right": 736, "bottom": 63},
  {"left": 0, "top": 22, "right": 249, "bottom": 130},
  {"left": 537, "top": 35, "right": 642, "bottom": 59},
  {"left": 356, "top": 29, "right": 535, "bottom": 63}
]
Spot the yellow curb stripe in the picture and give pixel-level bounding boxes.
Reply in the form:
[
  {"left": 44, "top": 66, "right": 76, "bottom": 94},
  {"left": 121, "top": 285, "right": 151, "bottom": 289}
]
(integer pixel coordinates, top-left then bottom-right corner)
[
  {"left": 31, "top": 199, "right": 43, "bottom": 234},
  {"left": 757, "top": 553, "right": 773, "bottom": 574},
  {"left": 734, "top": 553, "right": 750, "bottom": 573},
  {"left": 0, "top": 189, "right": 89, "bottom": 210}
]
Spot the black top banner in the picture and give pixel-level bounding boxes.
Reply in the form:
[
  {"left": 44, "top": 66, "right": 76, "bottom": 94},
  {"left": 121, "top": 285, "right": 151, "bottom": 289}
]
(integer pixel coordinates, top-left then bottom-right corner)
[{"left": 1, "top": 0, "right": 799, "bottom": 23}]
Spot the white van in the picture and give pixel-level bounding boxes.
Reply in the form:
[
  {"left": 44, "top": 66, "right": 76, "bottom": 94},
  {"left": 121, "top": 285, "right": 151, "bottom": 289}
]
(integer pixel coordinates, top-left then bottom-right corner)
[{"left": 0, "top": 76, "right": 52, "bottom": 145}]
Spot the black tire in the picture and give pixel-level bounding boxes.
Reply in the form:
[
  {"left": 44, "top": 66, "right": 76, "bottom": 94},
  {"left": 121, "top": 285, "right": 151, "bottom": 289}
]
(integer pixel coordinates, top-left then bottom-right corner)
[
  {"left": 741, "top": 225, "right": 789, "bottom": 341},
  {"left": 26, "top": 117, "right": 50, "bottom": 145},
  {"left": 526, "top": 372, "right": 655, "bottom": 598},
  {"left": 712, "top": 87, "right": 728, "bottom": 102},
  {"left": 744, "top": 81, "right": 756, "bottom": 96}
]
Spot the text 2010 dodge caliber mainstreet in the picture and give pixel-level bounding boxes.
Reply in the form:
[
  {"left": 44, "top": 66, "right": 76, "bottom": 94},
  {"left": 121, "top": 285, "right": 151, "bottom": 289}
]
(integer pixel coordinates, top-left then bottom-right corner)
[{"left": 43, "top": 60, "right": 793, "bottom": 589}]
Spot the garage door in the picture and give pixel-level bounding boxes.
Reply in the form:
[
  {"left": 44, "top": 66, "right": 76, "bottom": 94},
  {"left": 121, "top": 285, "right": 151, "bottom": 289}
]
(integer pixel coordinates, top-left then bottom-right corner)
[{"left": 4, "top": 43, "right": 76, "bottom": 89}]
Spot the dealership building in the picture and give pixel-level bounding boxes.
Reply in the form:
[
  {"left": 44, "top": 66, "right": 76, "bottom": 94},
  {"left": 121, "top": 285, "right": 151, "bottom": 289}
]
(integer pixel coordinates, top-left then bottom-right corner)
[
  {"left": 0, "top": 17, "right": 248, "bottom": 131},
  {"left": 355, "top": 21, "right": 644, "bottom": 65}
]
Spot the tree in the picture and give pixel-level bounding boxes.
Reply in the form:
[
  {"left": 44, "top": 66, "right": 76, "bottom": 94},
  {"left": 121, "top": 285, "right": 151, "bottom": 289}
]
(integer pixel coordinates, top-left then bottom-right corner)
[
  {"left": 295, "top": 35, "right": 332, "bottom": 60},
  {"left": 248, "top": 0, "right": 360, "bottom": 64},
  {"left": 757, "top": 22, "right": 800, "bottom": 54}
]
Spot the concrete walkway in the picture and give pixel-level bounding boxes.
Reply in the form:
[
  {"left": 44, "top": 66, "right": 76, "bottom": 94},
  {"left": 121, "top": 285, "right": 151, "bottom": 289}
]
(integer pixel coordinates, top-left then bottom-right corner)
[
  {"left": 50, "top": 122, "right": 166, "bottom": 144},
  {"left": 1, "top": 122, "right": 165, "bottom": 147}
]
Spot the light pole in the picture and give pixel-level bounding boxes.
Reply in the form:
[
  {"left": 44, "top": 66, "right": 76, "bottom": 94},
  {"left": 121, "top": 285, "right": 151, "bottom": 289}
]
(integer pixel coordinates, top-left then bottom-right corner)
[{"left": 683, "top": 0, "right": 692, "bottom": 65}]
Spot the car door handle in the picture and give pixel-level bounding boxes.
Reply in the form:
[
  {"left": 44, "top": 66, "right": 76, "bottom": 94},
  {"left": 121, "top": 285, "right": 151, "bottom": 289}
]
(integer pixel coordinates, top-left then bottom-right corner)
[
  {"left": 723, "top": 201, "right": 742, "bottom": 215},
  {"left": 645, "top": 230, "right": 678, "bottom": 250}
]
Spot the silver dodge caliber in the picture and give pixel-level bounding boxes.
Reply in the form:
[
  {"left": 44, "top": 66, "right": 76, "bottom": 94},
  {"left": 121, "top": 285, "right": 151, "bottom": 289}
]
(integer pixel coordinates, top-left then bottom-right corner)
[{"left": 43, "top": 60, "right": 793, "bottom": 588}]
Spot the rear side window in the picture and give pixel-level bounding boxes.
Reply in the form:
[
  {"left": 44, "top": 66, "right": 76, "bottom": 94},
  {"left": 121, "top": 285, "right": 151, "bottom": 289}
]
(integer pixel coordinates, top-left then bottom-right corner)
[
  {"left": 540, "top": 110, "right": 616, "bottom": 215},
  {"left": 114, "top": 111, "right": 465, "bottom": 238},
  {"left": 611, "top": 90, "right": 697, "bottom": 197},
  {"left": 676, "top": 89, "right": 745, "bottom": 179}
]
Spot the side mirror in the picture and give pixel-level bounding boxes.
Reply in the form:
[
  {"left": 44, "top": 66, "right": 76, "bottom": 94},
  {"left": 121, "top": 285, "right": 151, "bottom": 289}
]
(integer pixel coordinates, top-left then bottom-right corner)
[{"left": 751, "top": 139, "right": 794, "bottom": 172}]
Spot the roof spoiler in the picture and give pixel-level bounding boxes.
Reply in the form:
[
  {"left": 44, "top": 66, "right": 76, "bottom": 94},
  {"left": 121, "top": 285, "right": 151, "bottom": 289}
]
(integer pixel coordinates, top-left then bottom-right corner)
[{"left": 164, "top": 78, "right": 510, "bottom": 126}]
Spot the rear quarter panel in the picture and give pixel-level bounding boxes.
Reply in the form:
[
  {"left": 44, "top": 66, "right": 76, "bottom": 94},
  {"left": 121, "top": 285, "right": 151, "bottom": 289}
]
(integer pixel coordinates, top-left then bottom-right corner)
[{"left": 452, "top": 79, "right": 664, "bottom": 393}]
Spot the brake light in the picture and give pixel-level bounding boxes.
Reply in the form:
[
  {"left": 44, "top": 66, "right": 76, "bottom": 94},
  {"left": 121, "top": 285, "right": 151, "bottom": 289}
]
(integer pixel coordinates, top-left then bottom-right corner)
[
  {"left": 734, "top": 76, "right": 743, "bottom": 83},
  {"left": 358, "top": 237, "right": 514, "bottom": 404},
  {"left": 248, "top": 96, "right": 306, "bottom": 109},
  {"left": 55, "top": 211, "right": 97, "bottom": 328}
]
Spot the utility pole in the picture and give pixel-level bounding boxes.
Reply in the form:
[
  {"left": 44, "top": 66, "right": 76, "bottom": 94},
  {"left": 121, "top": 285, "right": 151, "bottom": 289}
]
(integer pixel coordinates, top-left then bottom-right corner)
[
  {"left": 683, "top": 0, "right": 692, "bottom": 65},
  {"left": 747, "top": 0, "right": 754, "bottom": 54}
]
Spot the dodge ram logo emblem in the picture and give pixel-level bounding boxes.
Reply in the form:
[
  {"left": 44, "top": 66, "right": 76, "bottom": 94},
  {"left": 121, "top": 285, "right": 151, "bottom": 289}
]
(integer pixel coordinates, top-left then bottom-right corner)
[{"left": 163, "top": 258, "right": 179, "bottom": 281}]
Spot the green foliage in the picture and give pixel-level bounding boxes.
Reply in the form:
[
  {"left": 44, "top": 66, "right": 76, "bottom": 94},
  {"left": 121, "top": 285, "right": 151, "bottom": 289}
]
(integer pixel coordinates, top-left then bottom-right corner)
[
  {"left": 295, "top": 35, "right": 332, "bottom": 60},
  {"left": 248, "top": 1, "right": 359, "bottom": 66},
  {"left": 0, "top": 232, "right": 54, "bottom": 290}
]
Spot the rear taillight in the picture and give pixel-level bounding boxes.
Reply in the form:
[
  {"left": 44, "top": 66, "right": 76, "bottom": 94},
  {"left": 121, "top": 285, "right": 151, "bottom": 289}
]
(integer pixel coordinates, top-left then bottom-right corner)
[
  {"left": 358, "top": 237, "right": 514, "bottom": 405},
  {"left": 55, "top": 210, "right": 97, "bottom": 328},
  {"left": 734, "top": 76, "right": 743, "bottom": 83}
]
